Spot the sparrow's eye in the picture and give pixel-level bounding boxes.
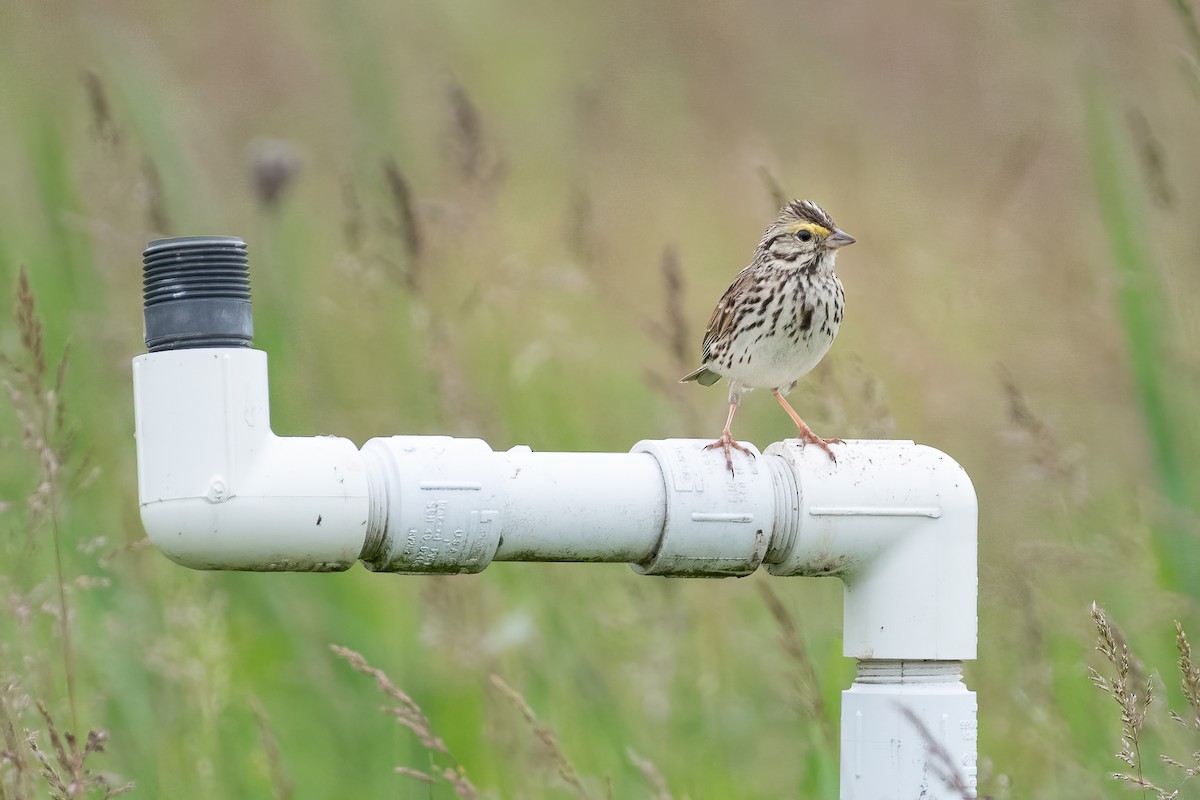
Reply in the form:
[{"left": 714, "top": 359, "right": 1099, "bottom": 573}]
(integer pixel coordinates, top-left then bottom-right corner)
[{"left": 796, "top": 229, "right": 813, "bottom": 242}]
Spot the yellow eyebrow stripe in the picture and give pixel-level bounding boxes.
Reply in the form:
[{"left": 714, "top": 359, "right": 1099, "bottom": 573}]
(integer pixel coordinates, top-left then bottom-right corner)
[{"left": 786, "top": 222, "right": 831, "bottom": 237}]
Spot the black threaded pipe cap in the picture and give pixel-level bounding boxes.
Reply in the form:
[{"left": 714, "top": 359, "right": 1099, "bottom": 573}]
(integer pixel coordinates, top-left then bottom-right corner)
[{"left": 143, "top": 236, "right": 253, "bottom": 352}]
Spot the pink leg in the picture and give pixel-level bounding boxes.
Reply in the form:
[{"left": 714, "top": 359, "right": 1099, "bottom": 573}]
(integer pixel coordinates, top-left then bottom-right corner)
[
  {"left": 772, "top": 390, "right": 842, "bottom": 462},
  {"left": 704, "top": 401, "right": 755, "bottom": 476}
]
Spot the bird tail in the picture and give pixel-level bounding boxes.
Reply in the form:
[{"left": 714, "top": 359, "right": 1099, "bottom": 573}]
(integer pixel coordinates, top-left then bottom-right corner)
[{"left": 679, "top": 366, "right": 722, "bottom": 387}]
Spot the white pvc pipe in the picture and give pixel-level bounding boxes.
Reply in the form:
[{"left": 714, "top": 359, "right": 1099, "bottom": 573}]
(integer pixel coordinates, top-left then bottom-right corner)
[
  {"left": 132, "top": 346, "right": 979, "bottom": 797},
  {"left": 842, "top": 661, "right": 977, "bottom": 798},
  {"left": 133, "top": 348, "right": 368, "bottom": 571},
  {"left": 765, "top": 440, "right": 977, "bottom": 661},
  {"left": 493, "top": 449, "right": 666, "bottom": 562}
]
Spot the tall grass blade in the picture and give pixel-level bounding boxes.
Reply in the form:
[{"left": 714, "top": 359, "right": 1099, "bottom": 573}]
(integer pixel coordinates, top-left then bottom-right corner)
[{"left": 1084, "top": 80, "right": 1198, "bottom": 598}]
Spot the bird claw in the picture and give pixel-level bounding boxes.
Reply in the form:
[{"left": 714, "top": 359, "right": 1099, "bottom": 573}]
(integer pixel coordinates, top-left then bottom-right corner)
[
  {"left": 704, "top": 433, "right": 755, "bottom": 476},
  {"left": 794, "top": 431, "right": 841, "bottom": 463}
]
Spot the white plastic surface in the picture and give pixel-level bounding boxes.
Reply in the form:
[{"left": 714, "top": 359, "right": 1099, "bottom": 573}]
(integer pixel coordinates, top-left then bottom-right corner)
[
  {"left": 359, "top": 436, "right": 504, "bottom": 574},
  {"left": 133, "top": 349, "right": 369, "bottom": 570},
  {"left": 766, "top": 440, "right": 978, "bottom": 660},
  {"left": 631, "top": 439, "right": 773, "bottom": 576},
  {"left": 841, "top": 661, "right": 977, "bottom": 799},
  {"left": 495, "top": 448, "right": 667, "bottom": 563}
]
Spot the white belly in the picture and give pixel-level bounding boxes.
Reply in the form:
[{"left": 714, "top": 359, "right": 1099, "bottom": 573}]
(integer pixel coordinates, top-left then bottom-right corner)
[
  {"left": 720, "top": 324, "right": 836, "bottom": 388},
  {"left": 714, "top": 273, "right": 842, "bottom": 390}
]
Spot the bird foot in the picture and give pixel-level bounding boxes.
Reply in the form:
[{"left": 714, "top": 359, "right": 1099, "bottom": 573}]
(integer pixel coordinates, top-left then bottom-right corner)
[
  {"left": 704, "top": 432, "right": 754, "bottom": 476},
  {"left": 793, "top": 430, "right": 842, "bottom": 462}
]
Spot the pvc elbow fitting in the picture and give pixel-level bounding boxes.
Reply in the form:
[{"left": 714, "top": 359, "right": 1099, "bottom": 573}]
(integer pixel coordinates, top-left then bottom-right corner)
[
  {"left": 765, "top": 440, "right": 978, "bottom": 660},
  {"left": 134, "top": 348, "right": 369, "bottom": 571}
]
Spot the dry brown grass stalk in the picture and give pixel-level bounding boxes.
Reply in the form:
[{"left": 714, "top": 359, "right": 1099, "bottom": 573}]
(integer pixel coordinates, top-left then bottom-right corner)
[
  {"left": 626, "top": 748, "right": 672, "bottom": 800},
  {"left": 757, "top": 583, "right": 834, "bottom": 747},
  {"left": 381, "top": 157, "right": 423, "bottom": 290},
  {"left": 251, "top": 700, "right": 293, "bottom": 800},
  {"left": 489, "top": 673, "right": 590, "bottom": 799},
  {"left": 24, "top": 702, "right": 131, "bottom": 800},
  {"left": 987, "top": 131, "right": 1042, "bottom": 214},
  {"left": 643, "top": 246, "right": 702, "bottom": 432},
  {"left": 1175, "top": 621, "right": 1200, "bottom": 729},
  {"left": 331, "top": 644, "right": 478, "bottom": 798},
  {"left": 1127, "top": 110, "right": 1174, "bottom": 208},
  {"left": 80, "top": 69, "right": 119, "bottom": 147},
  {"left": 808, "top": 356, "right": 894, "bottom": 440},
  {"left": 373, "top": 156, "right": 491, "bottom": 434},
  {"left": 1, "top": 682, "right": 35, "bottom": 798},
  {"left": 330, "top": 645, "right": 446, "bottom": 753},
  {"left": 896, "top": 705, "right": 978, "bottom": 799},
  {"left": 656, "top": 246, "right": 690, "bottom": 371},
  {"left": 393, "top": 766, "right": 434, "bottom": 784},
  {"left": 2, "top": 267, "right": 126, "bottom": 798},
  {"left": 1089, "top": 603, "right": 1200, "bottom": 798},
  {"left": 427, "top": 320, "right": 489, "bottom": 435},
  {"left": 2, "top": 267, "right": 79, "bottom": 732},
  {"left": 757, "top": 165, "right": 789, "bottom": 211},
  {"left": 139, "top": 156, "right": 171, "bottom": 236},
  {"left": 1090, "top": 602, "right": 1154, "bottom": 787},
  {"left": 1167, "top": 0, "right": 1200, "bottom": 79},
  {"left": 339, "top": 171, "right": 363, "bottom": 252},
  {"left": 438, "top": 765, "right": 478, "bottom": 799},
  {"left": 13, "top": 267, "right": 44, "bottom": 386},
  {"left": 447, "top": 80, "right": 484, "bottom": 178},
  {"left": 566, "top": 184, "right": 599, "bottom": 268},
  {"left": 998, "top": 365, "right": 1087, "bottom": 502},
  {"left": 445, "top": 80, "right": 500, "bottom": 186}
]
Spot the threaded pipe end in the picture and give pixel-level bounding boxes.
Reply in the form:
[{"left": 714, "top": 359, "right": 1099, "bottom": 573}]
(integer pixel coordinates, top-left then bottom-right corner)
[
  {"left": 142, "top": 236, "right": 253, "bottom": 352},
  {"left": 854, "top": 660, "right": 964, "bottom": 685}
]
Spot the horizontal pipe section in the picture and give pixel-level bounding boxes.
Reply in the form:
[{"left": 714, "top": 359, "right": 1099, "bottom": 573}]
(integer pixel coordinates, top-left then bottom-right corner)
[{"left": 493, "top": 449, "right": 666, "bottom": 563}]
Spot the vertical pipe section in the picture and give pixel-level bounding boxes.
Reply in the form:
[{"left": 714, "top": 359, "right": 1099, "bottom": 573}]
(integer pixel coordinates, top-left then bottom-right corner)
[{"left": 841, "top": 660, "right": 977, "bottom": 798}]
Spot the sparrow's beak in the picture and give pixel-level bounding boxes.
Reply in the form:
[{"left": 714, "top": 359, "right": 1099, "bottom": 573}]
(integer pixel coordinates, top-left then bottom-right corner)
[{"left": 825, "top": 229, "right": 856, "bottom": 250}]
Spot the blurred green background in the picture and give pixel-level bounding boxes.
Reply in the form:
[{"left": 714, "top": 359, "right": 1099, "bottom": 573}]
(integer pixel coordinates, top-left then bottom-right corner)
[{"left": 2, "top": 1, "right": 1200, "bottom": 797}]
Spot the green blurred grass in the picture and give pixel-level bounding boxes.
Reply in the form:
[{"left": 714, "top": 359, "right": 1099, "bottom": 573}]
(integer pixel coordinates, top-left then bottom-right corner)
[
  {"left": 1085, "top": 80, "right": 1199, "bottom": 599},
  {"left": 2, "top": 1, "right": 1200, "bottom": 797}
]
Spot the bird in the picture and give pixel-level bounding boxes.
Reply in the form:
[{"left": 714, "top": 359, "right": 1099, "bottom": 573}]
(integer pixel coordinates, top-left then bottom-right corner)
[{"left": 681, "top": 199, "right": 855, "bottom": 475}]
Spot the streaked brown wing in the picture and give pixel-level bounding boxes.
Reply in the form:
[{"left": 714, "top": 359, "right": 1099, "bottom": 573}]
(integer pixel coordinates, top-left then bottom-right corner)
[{"left": 700, "top": 266, "right": 755, "bottom": 364}]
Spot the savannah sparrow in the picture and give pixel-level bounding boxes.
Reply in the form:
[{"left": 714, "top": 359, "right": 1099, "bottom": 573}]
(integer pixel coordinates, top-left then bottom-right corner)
[{"left": 681, "top": 199, "right": 855, "bottom": 475}]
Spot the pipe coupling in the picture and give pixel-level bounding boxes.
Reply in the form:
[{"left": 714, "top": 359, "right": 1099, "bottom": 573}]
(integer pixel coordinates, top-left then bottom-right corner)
[{"left": 630, "top": 439, "right": 774, "bottom": 577}]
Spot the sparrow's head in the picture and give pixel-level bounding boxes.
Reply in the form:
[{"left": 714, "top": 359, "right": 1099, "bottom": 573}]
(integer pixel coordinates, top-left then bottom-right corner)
[{"left": 759, "top": 199, "right": 855, "bottom": 267}]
